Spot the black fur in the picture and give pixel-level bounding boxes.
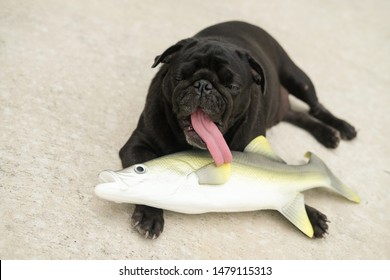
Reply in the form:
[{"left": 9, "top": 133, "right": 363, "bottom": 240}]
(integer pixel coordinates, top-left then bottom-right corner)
[{"left": 119, "top": 21, "right": 356, "bottom": 239}]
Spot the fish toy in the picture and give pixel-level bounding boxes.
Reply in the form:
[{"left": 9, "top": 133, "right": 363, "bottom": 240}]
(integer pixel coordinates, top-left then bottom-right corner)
[{"left": 95, "top": 136, "right": 360, "bottom": 237}]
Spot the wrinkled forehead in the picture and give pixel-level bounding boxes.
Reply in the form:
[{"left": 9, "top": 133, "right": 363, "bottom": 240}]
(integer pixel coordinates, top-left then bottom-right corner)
[
  {"left": 182, "top": 42, "right": 236, "bottom": 66},
  {"left": 177, "top": 42, "right": 247, "bottom": 84}
]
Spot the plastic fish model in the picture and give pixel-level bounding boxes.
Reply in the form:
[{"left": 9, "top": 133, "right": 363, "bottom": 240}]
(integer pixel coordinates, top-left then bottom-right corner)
[{"left": 95, "top": 136, "right": 360, "bottom": 237}]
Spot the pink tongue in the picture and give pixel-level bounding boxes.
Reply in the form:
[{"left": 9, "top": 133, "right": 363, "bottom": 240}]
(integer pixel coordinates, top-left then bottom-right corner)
[{"left": 190, "top": 109, "right": 233, "bottom": 166}]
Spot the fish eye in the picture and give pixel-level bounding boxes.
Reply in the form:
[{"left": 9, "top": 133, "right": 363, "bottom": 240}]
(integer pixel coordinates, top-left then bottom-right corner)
[{"left": 134, "top": 165, "right": 147, "bottom": 174}]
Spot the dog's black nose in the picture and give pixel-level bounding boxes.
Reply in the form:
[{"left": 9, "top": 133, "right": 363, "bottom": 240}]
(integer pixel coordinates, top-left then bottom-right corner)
[{"left": 193, "top": 79, "right": 213, "bottom": 95}]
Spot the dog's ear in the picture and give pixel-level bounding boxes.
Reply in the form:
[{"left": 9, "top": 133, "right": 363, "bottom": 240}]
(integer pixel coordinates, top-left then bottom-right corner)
[
  {"left": 236, "top": 50, "right": 266, "bottom": 94},
  {"left": 247, "top": 54, "right": 266, "bottom": 94},
  {"left": 152, "top": 38, "right": 197, "bottom": 68}
]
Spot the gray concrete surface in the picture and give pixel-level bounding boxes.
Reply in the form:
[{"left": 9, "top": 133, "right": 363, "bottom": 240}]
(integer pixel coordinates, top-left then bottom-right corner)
[{"left": 1, "top": 0, "right": 389, "bottom": 259}]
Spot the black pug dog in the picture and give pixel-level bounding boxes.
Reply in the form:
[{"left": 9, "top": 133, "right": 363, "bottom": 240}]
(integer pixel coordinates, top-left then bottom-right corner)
[{"left": 119, "top": 21, "right": 356, "bottom": 239}]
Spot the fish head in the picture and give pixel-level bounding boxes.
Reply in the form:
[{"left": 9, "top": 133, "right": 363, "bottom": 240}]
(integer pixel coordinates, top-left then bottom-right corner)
[{"left": 95, "top": 161, "right": 195, "bottom": 204}]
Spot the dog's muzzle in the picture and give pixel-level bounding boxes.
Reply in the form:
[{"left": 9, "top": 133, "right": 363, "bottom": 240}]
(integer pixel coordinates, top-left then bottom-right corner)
[{"left": 193, "top": 79, "right": 213, "bottom": 96}]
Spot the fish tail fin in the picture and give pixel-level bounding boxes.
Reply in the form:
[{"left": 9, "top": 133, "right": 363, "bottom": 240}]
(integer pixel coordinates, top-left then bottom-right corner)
[
  {"left": 304, "top": 152, "right": 361, "bottom": 203},
  {"left": 280, "top": 193, "right": 314, "bottom": 238}
]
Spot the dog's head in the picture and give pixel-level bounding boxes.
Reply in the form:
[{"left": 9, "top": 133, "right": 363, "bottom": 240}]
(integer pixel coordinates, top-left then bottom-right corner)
[{"left": 152, "top": 38, "right": 265, "bottom": 149}]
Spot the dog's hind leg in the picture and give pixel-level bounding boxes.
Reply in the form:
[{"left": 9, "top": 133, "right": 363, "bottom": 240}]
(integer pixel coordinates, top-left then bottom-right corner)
[
  {"left": 309, "top": 103, "right": 357, "bottom": 140},
  {"left": 283, "top": 110, "right": 340, "bottom": 148},
  {"left": 277, "top": 53, "right": 357, "bottom": 143}
]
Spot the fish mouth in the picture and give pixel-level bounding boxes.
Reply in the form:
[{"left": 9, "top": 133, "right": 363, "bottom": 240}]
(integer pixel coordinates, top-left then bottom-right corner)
[{"left": 99, "top": 170, "right": 120, "bottom": 183}]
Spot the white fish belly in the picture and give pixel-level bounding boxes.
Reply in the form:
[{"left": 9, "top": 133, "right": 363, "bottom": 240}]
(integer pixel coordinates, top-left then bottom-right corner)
[{"left": 145, "top": 174, "right": 295, "bottom": 214}]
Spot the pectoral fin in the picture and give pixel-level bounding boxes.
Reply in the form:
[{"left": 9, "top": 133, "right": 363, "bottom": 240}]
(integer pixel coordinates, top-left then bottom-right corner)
[
  {"left": 280, "top": 193, "right": 314, "bottom": 238},
  {"left": 195, "top": 163, "right": 231, "bottom": 185},
  {"left": 244, "top": 136, "right": 286, "bottom": 163}
]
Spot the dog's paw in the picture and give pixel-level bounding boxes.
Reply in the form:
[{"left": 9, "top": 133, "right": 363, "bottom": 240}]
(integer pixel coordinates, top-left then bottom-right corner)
[
  {"left": 336, "top": 121, "right": 357, "bottom": 140},
  {"left": 131, "top": 205, "right": 164, "bottom": 239},
  {"left": 315, "top": 125, "right": 340, "bottom": 149},
  {"left": 305, "top": 205, "right": 329, "bottom": 238}
]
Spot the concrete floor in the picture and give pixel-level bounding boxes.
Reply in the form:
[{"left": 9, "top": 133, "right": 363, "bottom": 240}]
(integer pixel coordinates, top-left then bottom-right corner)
[{"left": 1, "top": 0, "right": 389, "bottom": 259}]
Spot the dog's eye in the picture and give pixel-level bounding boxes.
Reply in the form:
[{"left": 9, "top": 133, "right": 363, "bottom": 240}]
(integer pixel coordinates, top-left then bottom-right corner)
[
  {"left": 134, "top": 165, "right": 147, "bottom": 174},
  {"left": 226, "top": 84, "right": 241, "bottom": 92},
  {"left": 173, "top": 75, "right": 182, "bottom": 82}
]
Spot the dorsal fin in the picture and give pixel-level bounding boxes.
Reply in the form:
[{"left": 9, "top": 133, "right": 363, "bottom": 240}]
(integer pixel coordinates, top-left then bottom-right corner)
[
  {"left": 195, "top": 163, "right": 231, "bottom": 185},
  {"left": 244, "top": 136, "right": 286, "bottom": 163}
]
